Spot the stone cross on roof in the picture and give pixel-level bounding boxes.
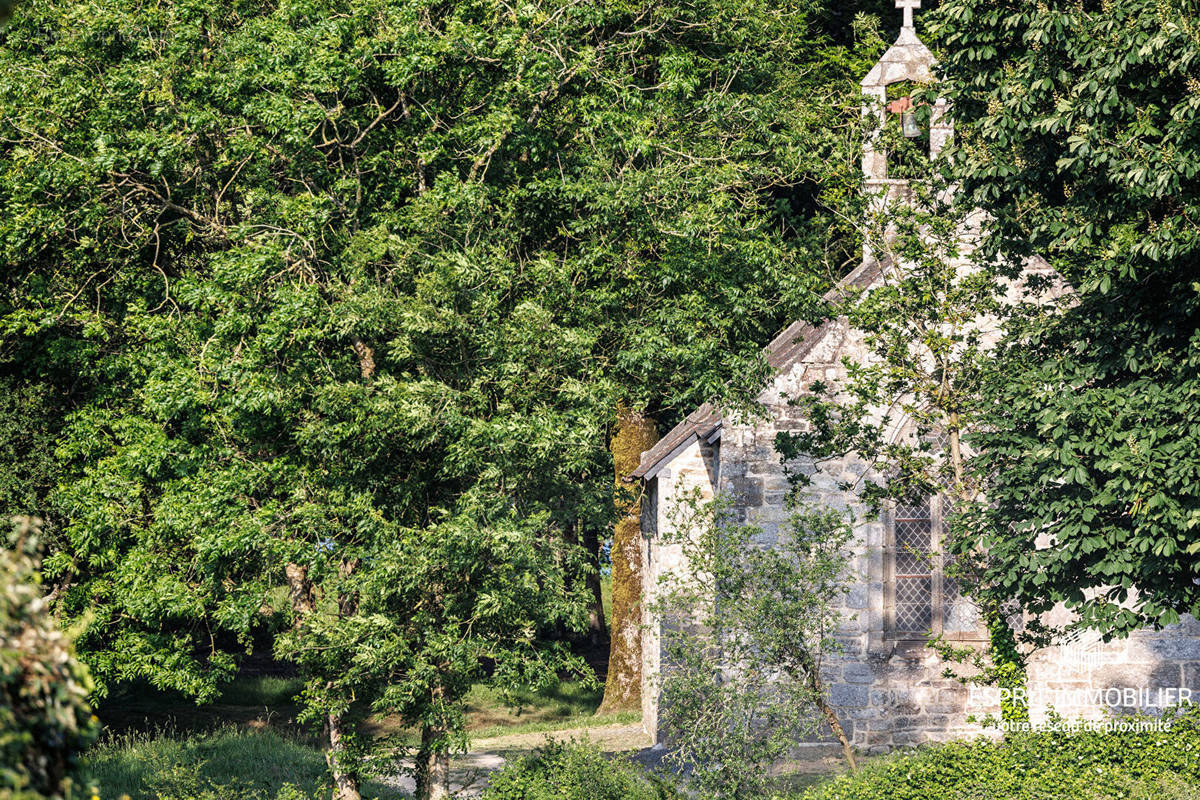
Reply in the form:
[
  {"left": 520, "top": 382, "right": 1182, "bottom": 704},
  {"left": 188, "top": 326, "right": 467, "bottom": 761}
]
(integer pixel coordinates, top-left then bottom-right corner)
[{"left": 896, "top": 0, "right": 920, "bottom": 29}]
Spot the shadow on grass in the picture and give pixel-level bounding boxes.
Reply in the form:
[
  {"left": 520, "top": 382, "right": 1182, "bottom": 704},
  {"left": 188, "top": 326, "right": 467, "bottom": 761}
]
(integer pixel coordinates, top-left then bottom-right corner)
[{"left": 95, "top": 673, "right": 309, "bottom": 737}]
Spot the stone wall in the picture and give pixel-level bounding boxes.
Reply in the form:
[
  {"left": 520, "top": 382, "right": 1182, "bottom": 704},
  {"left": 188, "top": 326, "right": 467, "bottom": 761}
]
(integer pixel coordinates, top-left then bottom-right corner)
[
  {"left": 640, "top": 310, "right": 1200, "bottom": 751},
  {"left": 637, "top": 8, "right": 1198, "bottom": 755},
  {"left": 640, "top": 437, "right": 718, "bottom": 741},
  {"left": 711, "top": 318, "right": 1000, "bottom": 751}
]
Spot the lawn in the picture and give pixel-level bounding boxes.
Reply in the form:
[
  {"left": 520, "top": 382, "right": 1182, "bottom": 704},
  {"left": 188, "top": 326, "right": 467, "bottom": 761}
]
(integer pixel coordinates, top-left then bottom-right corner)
[
  {"left": 86, "top": 669, "right": 638, "bottom": 800},
  {"left": 454, "top": 681, "right": 638, "bottom": 740},
  {"left": 95, "top": 675, "right": 308, "bottom": 738},
  {"left": 99, "top": 672, "right": 630, "bottom": 737},
  {"left": 85, "top": 727, "right": 406, "bottom": 800},
  {"left": 88, "top": 672, "right": 635, "bottom": 799}
]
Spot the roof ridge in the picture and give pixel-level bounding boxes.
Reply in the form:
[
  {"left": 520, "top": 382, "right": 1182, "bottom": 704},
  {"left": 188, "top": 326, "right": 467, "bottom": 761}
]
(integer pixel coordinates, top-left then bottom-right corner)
[{"left": 627, "top": 259, "right": 885, "bottom": 481}]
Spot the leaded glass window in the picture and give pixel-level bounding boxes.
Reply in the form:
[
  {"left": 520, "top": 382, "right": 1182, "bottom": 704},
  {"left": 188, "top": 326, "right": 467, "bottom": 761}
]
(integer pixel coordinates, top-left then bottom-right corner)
[
  {"left": 885, "top": 494, "right": 981, "bottom": 641},
  {"left": 892, "top": 497, "right": 935, "bottom": 635}
]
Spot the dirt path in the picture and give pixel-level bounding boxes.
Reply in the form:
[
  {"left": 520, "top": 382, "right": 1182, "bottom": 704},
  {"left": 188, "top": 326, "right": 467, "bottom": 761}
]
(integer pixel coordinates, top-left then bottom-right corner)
[
  {"left": 471, "top": 721, "right": 650, "bottom": 753},
  {"left": 386, "top": 723, "right": 844, "bottom": 797},
  {"left": 386, "top": 722, "right": 653, "bottom": 797}
]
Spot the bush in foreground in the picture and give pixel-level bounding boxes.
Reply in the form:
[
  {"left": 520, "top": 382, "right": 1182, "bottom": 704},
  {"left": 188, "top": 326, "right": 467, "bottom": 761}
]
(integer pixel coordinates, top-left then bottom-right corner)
[
  {"left": 482, "top": 740, "right": 677, "bottom": 800},
  {"left": 799, "top": 708, "right": 1200, "bottom": 800},
  {"left": 1, "top": 519, "right": 97, "bottom": 800}
]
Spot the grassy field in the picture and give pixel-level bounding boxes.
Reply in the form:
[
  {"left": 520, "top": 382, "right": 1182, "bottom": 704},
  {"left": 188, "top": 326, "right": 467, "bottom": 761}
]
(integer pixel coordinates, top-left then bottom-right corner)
[
  {"left": 88, "top": 673, "right": 635, "bottom": 799},
  {"left": 87, "top": 673, "right": 638, "bottom": 799},
  {"left": 450, "top": 681, "right": 637, "bottom": 740},
  {"left": 85, "top": 727, "right": 406, "bottom": 800},
  {"left": 215, "top": 675, "right": 308, "bottom": 708}
]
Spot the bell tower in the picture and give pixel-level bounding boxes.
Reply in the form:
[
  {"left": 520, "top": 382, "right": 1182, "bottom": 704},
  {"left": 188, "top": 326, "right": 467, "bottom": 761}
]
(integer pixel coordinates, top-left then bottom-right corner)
[{"left": 860, "top": 1, "right": 952, "bottom": 191}]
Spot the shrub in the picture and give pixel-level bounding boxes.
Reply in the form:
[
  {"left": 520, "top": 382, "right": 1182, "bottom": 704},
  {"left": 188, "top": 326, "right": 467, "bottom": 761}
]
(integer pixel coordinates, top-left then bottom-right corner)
[
  {"left": 798, "top": 707, "right": 1200, "bottom": 800},
  {"left": 1, "top": 518, "right": 97, "bottom": 799},
  {"left": 481, "top": 740, "right": 677, "bottom": 800}
]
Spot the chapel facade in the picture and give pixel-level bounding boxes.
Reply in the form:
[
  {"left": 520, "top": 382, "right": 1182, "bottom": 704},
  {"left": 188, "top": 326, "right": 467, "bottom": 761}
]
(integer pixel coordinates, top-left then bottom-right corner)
[{"left": 630, "top": 2, "right": 1200, "bottom": 754}]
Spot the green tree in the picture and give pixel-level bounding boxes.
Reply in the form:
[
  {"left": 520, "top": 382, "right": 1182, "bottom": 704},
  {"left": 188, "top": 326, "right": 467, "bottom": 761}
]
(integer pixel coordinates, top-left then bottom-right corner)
[
  {"left": 653, "top": 496, "right": 856, "bottom": 798},
  {"left": 0, "top": 1, "right": 877, "bottom": 797},
  {"left": 779, "top": 175, "right": 1002, "bottom": 511},
  {"left": 277, "top": 511, "right": 586, "bottom": 800},
  {"left": 931, "top": 0, "right": 1200, "bottom": 638},
  {"left": 776, "top": 101, "right": 1056, "bottom": 719}
]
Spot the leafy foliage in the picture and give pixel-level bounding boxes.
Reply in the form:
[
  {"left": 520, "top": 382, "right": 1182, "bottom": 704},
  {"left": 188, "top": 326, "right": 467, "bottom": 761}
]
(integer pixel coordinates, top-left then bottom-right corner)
[
  {"left": 776, "top": 174, "right": 1008, "bottom": 509},
  {"left": 775, "top": 131, "right": 1043, "bottom": 717},
  {"left": 0, "top": 378, "right": 61, "bottom": 524},
  {"left": 0, "top": 0, "right": 877, "bottom": 686},
  {"left": 932, "top": 0, "right": 1200, "bottom": 636},
  {"left": 653, "top": 495, "right": 855, "bottom": 799},
  {"left": 84, "top": 726, "right": 405, "bottom": 800},
  {"left": 798, "top": 707, "right": 1200, "bottom": 800},
  {"left": 0, "top": 0, "right": 885, "bottom": 792},
  {"left": 276, "top": 511, "right": 589, "bottom": 789},
  {"left": 1, "top": 519, "right": 97, "bottom": 800},
  {"left": 481, "top": 739, "right": 678, "bottom": 800}
]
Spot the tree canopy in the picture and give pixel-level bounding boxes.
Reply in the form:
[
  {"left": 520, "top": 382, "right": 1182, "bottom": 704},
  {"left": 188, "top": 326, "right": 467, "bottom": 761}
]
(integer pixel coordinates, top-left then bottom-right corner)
[
  {"left": 0, "top": 0, "right": 886, "bottom": 795},
  {"left": 932, "top": 0, "right": 1200, "bottom": 636},
  {"left": 3, "top": 0, "right": 1200, "bottom": 791}
]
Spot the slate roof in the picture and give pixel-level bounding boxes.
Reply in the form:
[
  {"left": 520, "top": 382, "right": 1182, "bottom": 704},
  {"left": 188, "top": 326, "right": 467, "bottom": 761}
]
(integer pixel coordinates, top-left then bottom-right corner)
[{"left": 627, "top": 258, "right": 885, "bottom": 481}]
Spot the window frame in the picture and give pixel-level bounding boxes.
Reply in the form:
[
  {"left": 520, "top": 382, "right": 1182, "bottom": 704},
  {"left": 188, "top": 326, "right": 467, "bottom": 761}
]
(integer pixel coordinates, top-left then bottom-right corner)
[{"left": 883, "top": 494, "right": 987, "bottom": 644}]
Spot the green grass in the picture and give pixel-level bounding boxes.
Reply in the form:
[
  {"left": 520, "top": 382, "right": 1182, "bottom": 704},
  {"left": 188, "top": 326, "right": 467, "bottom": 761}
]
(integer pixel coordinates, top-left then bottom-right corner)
[
  {"left": 215, "top": 675, "right": 305, "bottom": 707},
  {"left": 85, "top": 727, "right": 406, "bottom": 800},
  {"left": 100, "top": 668, "right": 631, "bottom": 745},
  {"left": 460, "top": 677, "right": 639, "bottom": 740},
  {"left": 85, "top": 675, "right": 638, "bottom": 799},
  {"left": 96, "top": 675, "right": 307, "bottom": 739},
  {"left": 91, "top": 655, "right": 633, "bottom": 796},
  {"left": 461, "top": 676, "right": 622, "bottom": 733},
  {"left": 466, "top": 680, "right": 601, "bottom": 721},
  {"left": 367, "top": 676, "right": 634, "bottom": 744},
  {"left": 469, "top": 710, "right": 641, "bottom": 741}
]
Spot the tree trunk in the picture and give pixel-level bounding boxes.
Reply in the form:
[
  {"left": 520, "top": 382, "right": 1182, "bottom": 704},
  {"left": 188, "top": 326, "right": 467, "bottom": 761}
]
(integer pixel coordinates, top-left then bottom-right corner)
[
  {"left": 326, "top": 707, "right": 362, "bottom": 800},
  {"left": 287, "top": 562, "right": 363, "bottom": 800},
  {"left": 352, "top": 338, "right": 376, "bottom": 380},
  {"left": 566, "top": 519, "right": 608, "bottom": 642},
  {"left": 284, "top": 562, "right": 316, "bottom": 627},
  {"left": 815, "top": 690, "right": 858, "bottom": 772},
  {"left": 948, "top": 411, "right": 966, "bottom": 496},
  {"left": 799, "top": 651, "right": 857, "bottom": 772},
  {"left": 582, "top": 522, "right": 608, "bottom": 641},
  {"left": 597, "top": 403, "right": 657, "bottom": 715},
  {"left": 414, "top": 724, "right": 451, "bottom": 800}
]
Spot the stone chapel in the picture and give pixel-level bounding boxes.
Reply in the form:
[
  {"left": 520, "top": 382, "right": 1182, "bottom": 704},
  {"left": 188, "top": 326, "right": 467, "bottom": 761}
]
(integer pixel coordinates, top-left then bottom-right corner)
[{"left": 629, "top": 1, "right": 1200, "bottom": 754}]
